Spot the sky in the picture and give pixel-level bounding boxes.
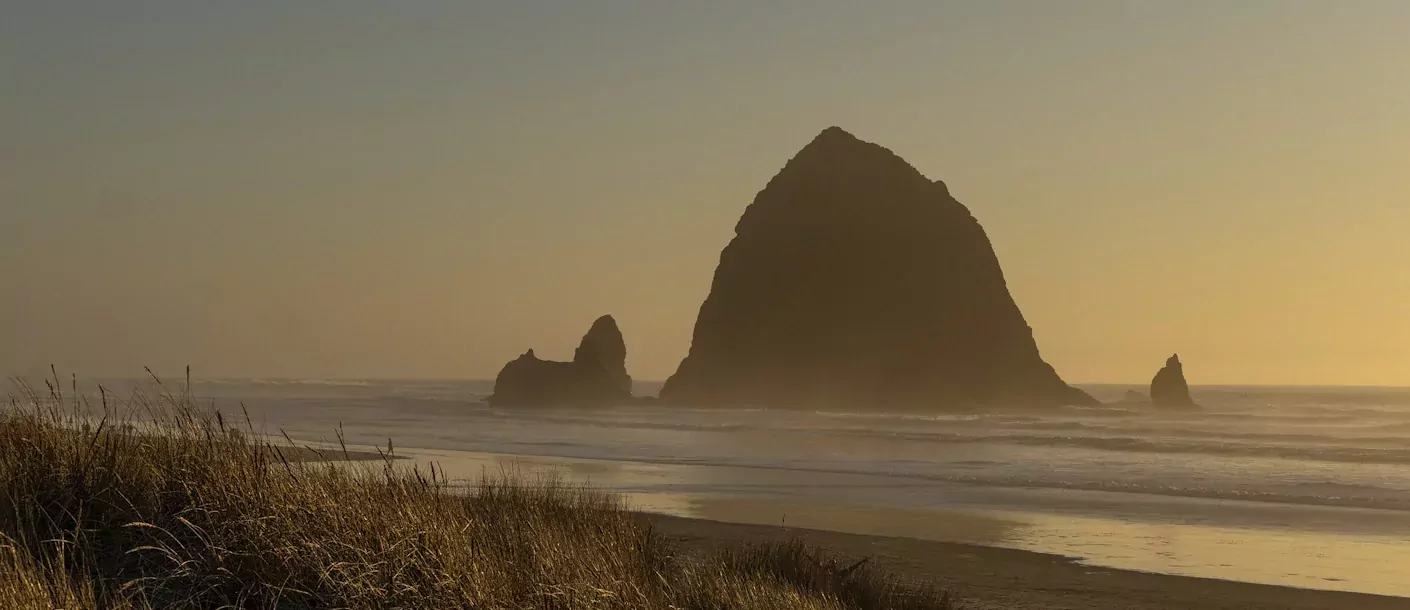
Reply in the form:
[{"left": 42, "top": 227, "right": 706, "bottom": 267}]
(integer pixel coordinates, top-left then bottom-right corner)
[{"left": 3, "top": 1, "right": 1408, "bottom": 385}]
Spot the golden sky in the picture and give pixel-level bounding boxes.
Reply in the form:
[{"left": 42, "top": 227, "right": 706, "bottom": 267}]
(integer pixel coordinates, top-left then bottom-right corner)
[{"left": 3, "top": 2, "right": 1407, "bottom": 385}]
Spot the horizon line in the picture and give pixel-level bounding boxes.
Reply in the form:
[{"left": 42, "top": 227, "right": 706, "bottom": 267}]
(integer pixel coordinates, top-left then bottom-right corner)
[{"left": 32, "top": 376, "right": 1410, "bottom": 392}]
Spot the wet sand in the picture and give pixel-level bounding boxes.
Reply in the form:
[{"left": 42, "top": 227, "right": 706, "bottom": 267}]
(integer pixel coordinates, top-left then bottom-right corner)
[
  {"left": 647, "top": 513, "right": 1410, "bottom": 610},
  {"left": 303, "top": 444, "right": 1410, "bottom": 606},
  {"left": 390, "top": 447, "right": 1410, "bottom": 597}
]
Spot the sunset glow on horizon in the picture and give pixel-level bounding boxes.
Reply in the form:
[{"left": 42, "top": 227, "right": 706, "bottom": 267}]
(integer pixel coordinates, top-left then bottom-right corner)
[{"left": 4, "top": 1, "right": 1408, "bottom": 385}]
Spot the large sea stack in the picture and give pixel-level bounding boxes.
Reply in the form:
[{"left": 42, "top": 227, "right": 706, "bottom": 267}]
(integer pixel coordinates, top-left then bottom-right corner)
[
  {"left": 660, "top": 127, "right": 1095, "bottom": 409},
  {"left": 488, "top": 315, "right": 632, "bottom": 405},
  {"left": 1150, "top": 353, "right": 1197, "bottom": 408}
]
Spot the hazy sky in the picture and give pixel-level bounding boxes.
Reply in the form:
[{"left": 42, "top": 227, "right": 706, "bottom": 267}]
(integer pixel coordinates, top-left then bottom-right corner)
[{"left": 4, "top": 1, "right": 1408, "bottom": 385}]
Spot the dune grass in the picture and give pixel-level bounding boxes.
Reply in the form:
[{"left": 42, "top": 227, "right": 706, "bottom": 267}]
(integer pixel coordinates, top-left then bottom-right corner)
[{"left": 0, "top": 373, "right": 954, "bottom": 610}]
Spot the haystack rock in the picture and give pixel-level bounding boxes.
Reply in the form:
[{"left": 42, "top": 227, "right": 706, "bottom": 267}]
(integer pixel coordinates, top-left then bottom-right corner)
[
  {"left": 1150, "top": 353, "right": 1197, "bottom": 408},
  {"left": 488, "top": 315, "right": 632, "bottom": 405},
  {"left": 660, "top": 127, "right": 1095, "bottom": 409}
]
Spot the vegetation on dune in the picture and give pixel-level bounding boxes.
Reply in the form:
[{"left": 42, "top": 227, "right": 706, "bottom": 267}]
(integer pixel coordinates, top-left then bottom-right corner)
[{"left": 1, "top": 373, "right": 953, "bottom": 610}]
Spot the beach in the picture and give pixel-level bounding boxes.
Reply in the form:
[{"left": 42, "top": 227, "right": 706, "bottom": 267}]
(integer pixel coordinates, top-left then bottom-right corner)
[
  {"left": 73, "top": 378, "right": 1410, "bottom": 605},
  {"left": 648, "top": 513, "right": 1410, "bottom": 610},
  {"left": 286, "top": 437, "right": 1410, "bottom": 609}
]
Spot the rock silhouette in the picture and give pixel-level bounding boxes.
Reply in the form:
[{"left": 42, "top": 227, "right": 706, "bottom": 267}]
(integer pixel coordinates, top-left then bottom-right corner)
[
  {"left": 574, "top": 315, "right": 631, "bottom": 395},
  {"left": 488, "top": 315, "right": 632, "bottom": 405},
  {"left": 660, "top": 127, "right": 1095, "bottom": 409},
  {"left": 1150, "top": 354, "right": 1197, "bottom": 408}
]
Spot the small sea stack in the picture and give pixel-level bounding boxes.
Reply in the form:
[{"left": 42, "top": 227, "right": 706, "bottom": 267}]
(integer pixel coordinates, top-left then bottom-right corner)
[
  {"left": 1150, "top": 353, "right": 1197, "bottom": 408},
  {"left": 488, "top": 315, "right": 633, "bottom": 406}
]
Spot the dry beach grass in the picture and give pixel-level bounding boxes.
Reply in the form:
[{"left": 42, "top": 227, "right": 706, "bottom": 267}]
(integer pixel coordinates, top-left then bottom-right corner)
[{"left": 0, "top": 373, "right": 952, "bottom": 610}]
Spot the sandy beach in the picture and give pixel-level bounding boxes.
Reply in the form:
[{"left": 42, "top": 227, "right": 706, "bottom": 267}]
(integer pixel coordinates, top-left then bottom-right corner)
[
  {"left": 281, "top": 438, "right": 1410, "bottom": 608},
  {"left": 647, "top": 513, "right": 1410, "bottom": 610},
  {"left": 67, "top": 380, "right": 1410, "bottom": 606},
  {"left": 292, "top": 439, "right": 1409, "bottom": 608}
]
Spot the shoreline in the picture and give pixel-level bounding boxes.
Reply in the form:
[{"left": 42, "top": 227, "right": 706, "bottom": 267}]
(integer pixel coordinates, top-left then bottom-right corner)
[
  {"left": 644, "top": 512, "right": 1410, "bottom": 610},
  {"left": 376, "top": 445, "right": 1410, "bottom": 599}
]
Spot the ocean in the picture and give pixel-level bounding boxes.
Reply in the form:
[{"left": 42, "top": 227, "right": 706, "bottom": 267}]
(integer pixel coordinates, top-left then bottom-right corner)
[{"left": 35, "top": 378, "right": 1410, "bottom": 597}]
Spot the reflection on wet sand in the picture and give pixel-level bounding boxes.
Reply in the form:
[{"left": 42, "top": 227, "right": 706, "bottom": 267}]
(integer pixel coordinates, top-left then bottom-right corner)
[
  {"left": 319, "top": 444, "right": 1410, "bottom": 598},
  {"left": 685, "top": 496, "right": 1019, "bottom": 547},
  {"left": 1005, "top": 511, "right": 1410, "bottom": 597}
]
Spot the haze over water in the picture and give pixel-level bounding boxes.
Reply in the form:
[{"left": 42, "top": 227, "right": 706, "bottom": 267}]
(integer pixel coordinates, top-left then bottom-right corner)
[{"left": 56, "top": 378, "right": 1410, "bottom": 597}]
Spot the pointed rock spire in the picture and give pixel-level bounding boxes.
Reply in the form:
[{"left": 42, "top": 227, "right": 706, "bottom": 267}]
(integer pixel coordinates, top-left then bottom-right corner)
[
  {"left": 573, "top": 315, "right": 630, "bottom": 394},
  {"left": 1150, "top": 354, "right": 1197, "bottom": 408}
]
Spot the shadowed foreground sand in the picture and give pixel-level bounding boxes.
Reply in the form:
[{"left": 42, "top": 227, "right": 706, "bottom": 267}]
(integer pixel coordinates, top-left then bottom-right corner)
[{"left": 648, "top": 514, "right": 1410, "bottom": 610}]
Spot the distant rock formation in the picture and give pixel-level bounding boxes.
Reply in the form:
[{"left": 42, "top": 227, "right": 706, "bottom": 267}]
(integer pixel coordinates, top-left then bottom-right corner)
[
  {"left": 660, "top": 126, "right": 1096, "bottom": 409},
  {"left": 574, "top": 315, "right": 631, "bottom": 394},
  {"left": 1150, "top": 354, "right": 1197, "bottom": 408},
  {"left": 488, "top": 315, "right": 632, "bottom": 406}
]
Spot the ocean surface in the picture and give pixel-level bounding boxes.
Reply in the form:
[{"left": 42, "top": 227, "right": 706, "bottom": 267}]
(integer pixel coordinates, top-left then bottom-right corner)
[{"left": 25, "top": 378, "right": 1410, "bottom": 597}]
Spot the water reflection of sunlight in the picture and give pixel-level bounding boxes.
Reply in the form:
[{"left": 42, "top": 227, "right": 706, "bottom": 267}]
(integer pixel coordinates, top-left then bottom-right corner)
[
  {"left": 317, "top": 443, "right": 1410, "bottom": 598},
  {"left": 1000, "top": 511, "right": 1410, "bottom": 597}
]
